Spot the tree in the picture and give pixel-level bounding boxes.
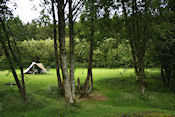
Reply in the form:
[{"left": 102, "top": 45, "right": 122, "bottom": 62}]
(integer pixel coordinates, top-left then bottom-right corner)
[
  {"left": 76, "top": 0, "right": 97, "bottom": 98},
  {"left": 151, "top": 0, "right": 175, "bottom": 89},
  {"left": 54, "top": 0, "right": 85, "bottom": 103},
  {"left": 26, "top": 20, "right": 38, "bottom": 40},
  {"left": 51, "top": 0, "right": 62, "bottom": 89},
  {"left": 56, "top": 0, "right": 76, "bottom": 104},
  {"left": 6, "top": 17, "right": 27, "bottom": 41},
  {"left": 121, "top": 0, "right": 154, "bottom": 93},
  {"left": 0, "top": 0, "right": 26, "bottom": 101},
  {"left": 68, "top": 0, "right": 75, "bottom": 99}
]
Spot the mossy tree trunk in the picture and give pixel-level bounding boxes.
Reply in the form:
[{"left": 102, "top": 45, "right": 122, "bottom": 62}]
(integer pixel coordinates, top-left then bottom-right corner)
[{"left": 56, "top": 0, "right": 75, "bottom": 104}]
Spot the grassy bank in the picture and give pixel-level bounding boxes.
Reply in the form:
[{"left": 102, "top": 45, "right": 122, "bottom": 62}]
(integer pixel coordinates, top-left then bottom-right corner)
[{"left": 0, "top": 68, "right": 175, "bottom": 117}]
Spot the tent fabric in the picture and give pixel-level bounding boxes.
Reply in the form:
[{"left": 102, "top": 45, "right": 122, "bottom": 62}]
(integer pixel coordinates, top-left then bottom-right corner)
[{"left": 24, "top": 62, "right": 47, "bottom": 74}]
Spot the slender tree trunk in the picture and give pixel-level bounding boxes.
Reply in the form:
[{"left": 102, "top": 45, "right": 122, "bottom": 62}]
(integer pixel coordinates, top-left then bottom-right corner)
[
  {"left": 122, "top": 0, "right": 138, "bottom": 81},
  {"left": 80, "top": 0, "right": 94, "bottom": 98},
  {"left": 1, "top": 19, "right": 26, "bottom": 101},
  {"left": 170, "top": 65, "right": 174, "bottom": 89},
  {"left": 20, "top": 66, "right": 26, "bottom": 101},
  {"left": 80, "top": 39, "right": 93, "bottom": 98},
  {"left": 132, "top": 0, "right": 147, "bottom": 93},
  {"left": 51, "top": 0, "right": 62, "bottom": 88},
  {"left": 165, "top": 67, "right": 171, "bottom": 85},
  {"left": 135, "top": 14, "right": 146, "bottom": 94},
  {"left": 161, "top": 65, "right": 166, "bottom": 84},
  {"left": 89, "top": 0, "right": 94, "bottom": 88},
  {"left": 69, "top": 0, "right": 76, "bottom": 100},
  {"left": 138, "top": 56, "right": 145, "bottom": 94},
  {"left": 7, "top": 22, "right": 27, "bottom": 101},
  {"left": 57, "top": 0, "right": 75, "bottom": 104},
  {"left": 138, "top": 57, "right": 144, "bottom": 78},
  {"left": 131, "top": 0, "right": 139, "bottom": 81},
  {"left": 130, "top": 41, "right": 139, "bottom": 81},
  {"left": 0, "top": 24, "right": 26, "bottom": 101},
  {"left": 85, "top": 27, "right": 94, "bottom": 92},
  {"left": 138, "top": 1, "right": 149, "bottom": 93}
]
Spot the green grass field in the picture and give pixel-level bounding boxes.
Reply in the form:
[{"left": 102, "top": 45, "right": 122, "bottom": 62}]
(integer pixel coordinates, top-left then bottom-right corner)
[{"left": 0, "top": 68, "right": 175, "bottom": 117}]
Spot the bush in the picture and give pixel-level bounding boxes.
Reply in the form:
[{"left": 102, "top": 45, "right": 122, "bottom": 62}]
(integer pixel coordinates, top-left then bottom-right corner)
[
  {"left": 18, "top": 39, "right": 55, "bottom": 68},
  {"left": 0, "top": 38, "right": 145, "bottom": 69}
]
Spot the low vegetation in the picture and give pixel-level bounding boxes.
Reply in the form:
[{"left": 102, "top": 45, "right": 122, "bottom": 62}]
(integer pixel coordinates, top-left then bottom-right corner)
[{"left": 0, "top": 68, "right": 175, "bottom": 117}]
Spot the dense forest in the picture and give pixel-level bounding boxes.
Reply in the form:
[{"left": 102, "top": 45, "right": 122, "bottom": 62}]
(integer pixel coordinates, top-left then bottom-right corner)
[
  {"left": 0, "top": 16, "right": 132, "bottom": 68},
  {"left": 0, "top": 0, "right": 175, "bottom": 116}
]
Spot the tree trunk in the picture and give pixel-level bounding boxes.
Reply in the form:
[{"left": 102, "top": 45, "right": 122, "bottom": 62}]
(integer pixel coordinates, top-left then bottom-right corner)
[
  {"left": 170, "top": 65, "right": 174, "bottom": 89},
  {"left": 122, "top": 0, "right": 139, "bottom": 81},
  {"left": 51, "top": 0, "right": 62, "bottom": 89},
  {"left": 0, "top": 19, "right": 26, "bottom": 101},
  {"left": 20, "top": 67, "right": 26, "bottom": 101},
  {"left": 89, "top": 0, "right": 94, "bottom": 88},
  {"left": 130, "top": 41, "right": 139, "bottom": 81},
  {"left": 57, "top": 0, "right": 75, "bottom": 104},
  {"left": 0, "top": 25, "right": 26, "bottom": 101},
  {"left": 80, "top": 0, "right": 94, "bottom": 98},
  {"left": 7, "top": 21, "right": 27, "bottom": 101},
  {"left": 69, "top": 0, "right": 76, "bottom": 100},
  {"left": 165, "top": 67, "right": 171, "bottom": 85},
  {"left": 80, "top": 39, "right": 93, "bottom": 98},
  {"left": 138, "top": 56, "right": 145, "bottom": 94},
  {"left": 132, "top": 0, "right": 140, "bottom": 82},
  {"left": 161, "top": 65, "right": 166, "bottom": 84}
]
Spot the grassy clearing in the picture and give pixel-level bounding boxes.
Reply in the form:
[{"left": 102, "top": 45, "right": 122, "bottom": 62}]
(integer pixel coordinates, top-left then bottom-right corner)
[{"left": 0, "top": 68, "right": 175, "bottom": 117}]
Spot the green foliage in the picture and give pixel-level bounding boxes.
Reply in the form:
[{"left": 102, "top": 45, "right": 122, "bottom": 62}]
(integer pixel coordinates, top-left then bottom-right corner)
[
  {"left": 149, "top": 0, "right": 175, "bottom": 66},
  {"left": 7, "top": 17, "right": 28, "bottom": 41},
  {"left": 74, "top": 37, "right": 133, "bottom": 68},
  {"left": 5, "top": 17, "right": 54, "bottom": 41},
  {"left": 35, "top": 24, "right": 53, "bottom": 40},
  {"left": 25, "top": 20, "right": 54, "bottom": 40},
  {"left": 1, "top": 37, "right": 135, "bottom": 69},
  {"left": 92, "top": 38, "right": 132, "bottom": 68},
  {"left": 149, "top": 1, "right": 175, "bottom": 88},
  {"left": 0, "top": 54, "right": 9, "bottom": 69},
  {"left": 74, "top": 39, "right": 89, "bottom": 67},
  {"left": 17, "top": 39, "right": 55, "bottom": 68},
  {"left": 152, "top": 22, "right": 175, "bottom": 66}
]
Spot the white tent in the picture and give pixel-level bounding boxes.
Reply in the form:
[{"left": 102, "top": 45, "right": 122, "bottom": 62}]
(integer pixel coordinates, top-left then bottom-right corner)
[{"left": 24, "top": 62, "right": 47, "bottom": 74}]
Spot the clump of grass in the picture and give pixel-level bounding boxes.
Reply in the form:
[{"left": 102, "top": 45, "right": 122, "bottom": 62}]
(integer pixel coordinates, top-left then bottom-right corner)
[
  {"left": 57, "top": 103, "right": 81, "bottom": 117},
  {"left": 45, "top": 85, "right": 64, "bottom": 98},
  {"left": 1, "top": 92, "right": 45, "bottom": 112},
  {"left": 0, "top": 103, "right": 2, "bottom": 112},
  {"left": 119, "top": 111, "right": 174, "bottom": 117}
]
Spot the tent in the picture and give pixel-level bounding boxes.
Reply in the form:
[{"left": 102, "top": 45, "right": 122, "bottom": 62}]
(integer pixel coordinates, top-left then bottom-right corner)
[{"left": 24, "top": 62, "right": 47, "bottom": 74}]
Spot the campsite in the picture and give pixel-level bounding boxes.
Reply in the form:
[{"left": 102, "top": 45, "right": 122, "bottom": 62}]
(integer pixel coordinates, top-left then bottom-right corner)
[
  {"left": 0, "top": 0, "right": 175, "bottom": 117},
  {"left": 23, "top": 62, "right": 47, "bottom": 74}
]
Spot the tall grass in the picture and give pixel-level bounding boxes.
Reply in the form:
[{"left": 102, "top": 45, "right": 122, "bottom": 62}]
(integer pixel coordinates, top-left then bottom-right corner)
[{"left": 0, "top": 68, "right": 175, "bottom": 117}]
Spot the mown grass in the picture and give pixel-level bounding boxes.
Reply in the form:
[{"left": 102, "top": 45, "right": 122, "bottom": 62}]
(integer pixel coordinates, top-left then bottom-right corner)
[{"left": 0, "top": 68, "right": 175, "bottom": 117}]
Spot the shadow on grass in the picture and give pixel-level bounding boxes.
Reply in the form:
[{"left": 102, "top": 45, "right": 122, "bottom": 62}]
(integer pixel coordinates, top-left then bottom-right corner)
[
  {"left": 119, "top": 111, "right": 175, "bottom": 117},
  {"left": 95, "top": 76, "right": 138, "bottom": 92},
  {"left": 96, "top": 73, "right": 172, "bottom": 94},
  {"left": 95, "top": 75, "right": 175, "bottom": 110}
]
